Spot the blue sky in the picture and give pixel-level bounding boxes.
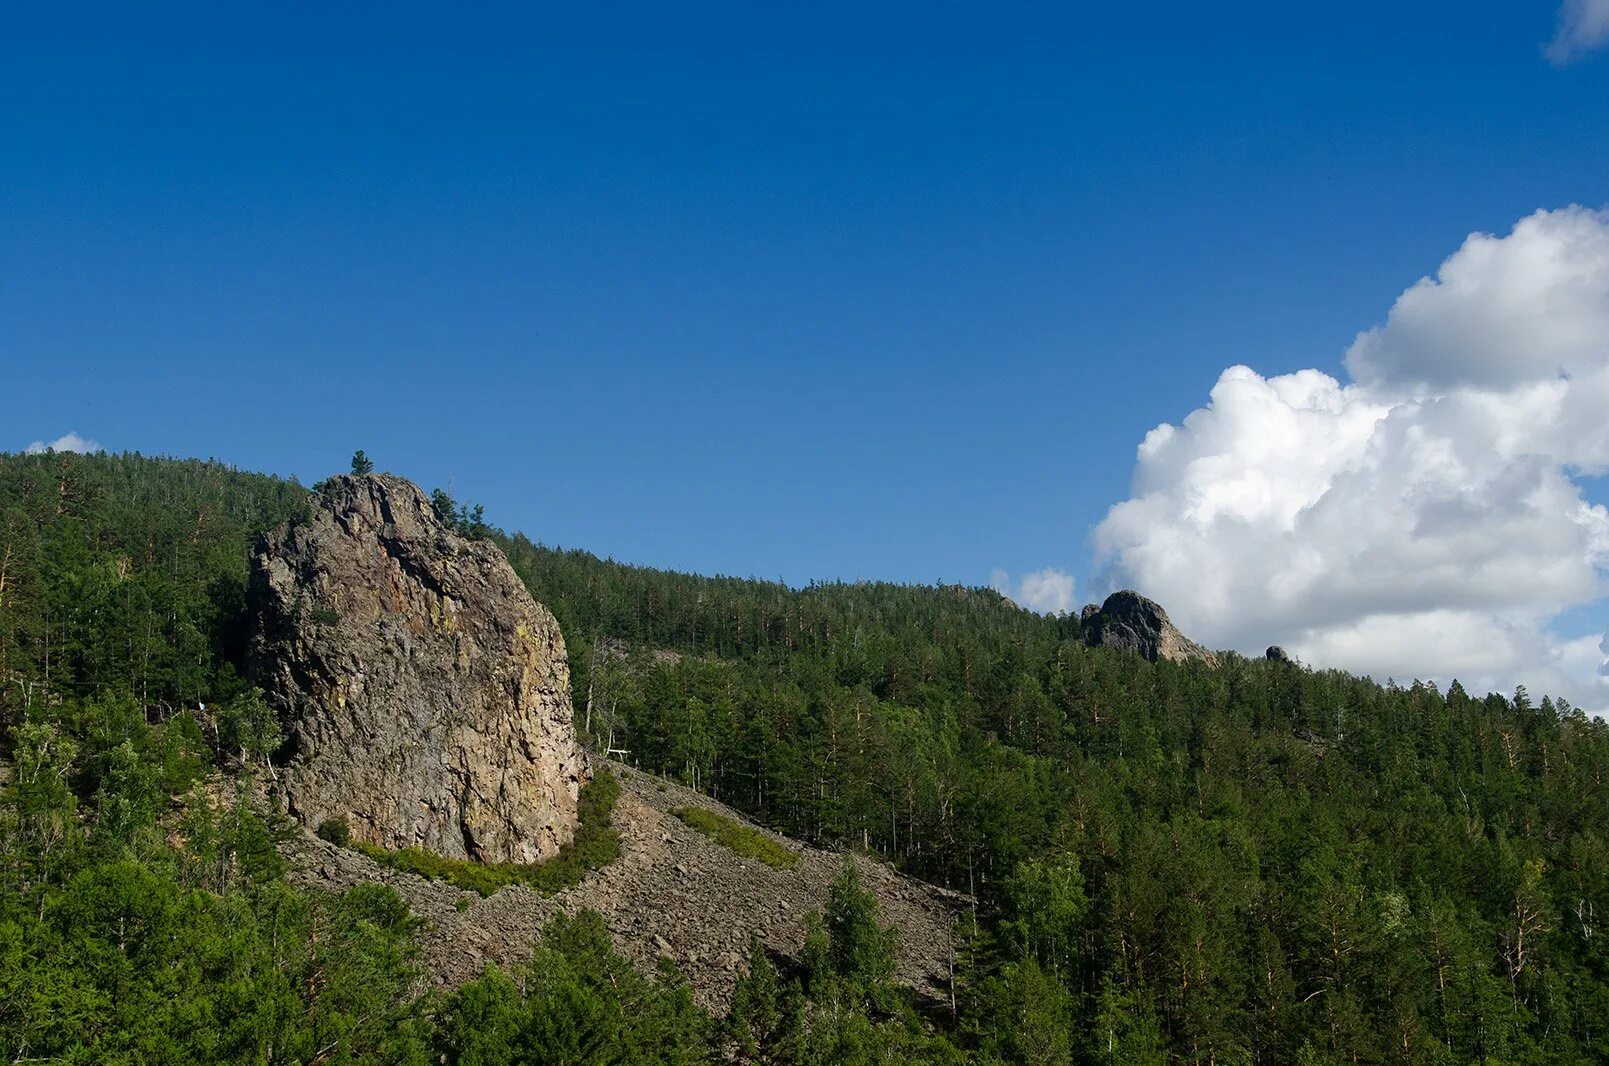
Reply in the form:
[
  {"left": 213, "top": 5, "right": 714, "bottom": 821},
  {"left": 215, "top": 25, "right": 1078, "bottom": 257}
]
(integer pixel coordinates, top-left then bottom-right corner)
[{"left": 6, "top": 3, "right": 1609, "bottom": 702}]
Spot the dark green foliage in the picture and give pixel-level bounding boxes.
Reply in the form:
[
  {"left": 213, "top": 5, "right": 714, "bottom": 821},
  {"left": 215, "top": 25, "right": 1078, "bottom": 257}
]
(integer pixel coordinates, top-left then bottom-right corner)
[
  {"left": 216, "top": 687, "right": 280, "bottom": 765},
  {"left": 317, "top": 817, "right": 352, "bottom": 847},
  {"left": 737, "top": 867, "right": 963, "bottom": 1064},
  {"left": 729, "top": 934, "right": 804, "bottom": 1058},
  {"left": 0, "top": 451, "right": 308, "bottom": 721},
  {"left": 353, "top": 767, "right": 621, "bottom": 895},
  {"left": 821, "top": 862, "right": 899, "bottom": 1001},
  {"left": 4, "top": 721, "right": 81, "bottom": 882},
  {"left": 970, "top": 959, "right": 1076, "bottom": 1066},
  {"left": 350, "top": 450, "right": 375, "bottom": 475},
  {"left": 0, "top": 771, "right": 432, "bottom": 1064},
  {"left": 429, "top": 486, "right": 490, "bottom": 540},
  {"left": 673, "top": 805, "right": 801, "bottom": 868},
  {"left": 501, "top": 534, "right": 1609, "bottom": 1062},
  {"left": 998, "top": 854, "right": 1087, "bottom": 978},
  {"left": 437, "top": 909, "right": 713, "bottom": 1065}
]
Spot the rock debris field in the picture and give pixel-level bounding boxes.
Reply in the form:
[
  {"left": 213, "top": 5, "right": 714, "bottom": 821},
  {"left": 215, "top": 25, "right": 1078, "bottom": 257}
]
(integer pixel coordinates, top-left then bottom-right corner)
[{"left": 288, "top": 761, "right": 969, "bottom": 1011}]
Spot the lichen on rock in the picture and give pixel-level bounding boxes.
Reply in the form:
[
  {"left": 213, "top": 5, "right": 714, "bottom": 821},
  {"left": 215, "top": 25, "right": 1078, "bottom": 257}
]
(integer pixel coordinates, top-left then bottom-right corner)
[{"left": 247, "top": 473, "right": 584, "bottom": 864}]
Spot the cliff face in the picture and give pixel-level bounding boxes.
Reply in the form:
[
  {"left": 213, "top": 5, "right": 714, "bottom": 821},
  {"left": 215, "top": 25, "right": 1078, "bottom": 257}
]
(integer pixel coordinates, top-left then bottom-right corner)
[
  {"left": 247, "top": 474, "right": 583, "bottom": 864},
  {"left": 1081, "top": 590, "right": 1218, "bottom": 666}
]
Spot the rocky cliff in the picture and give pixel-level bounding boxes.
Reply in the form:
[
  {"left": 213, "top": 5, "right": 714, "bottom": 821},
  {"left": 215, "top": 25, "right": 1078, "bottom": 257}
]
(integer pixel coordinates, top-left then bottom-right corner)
[
  {"left": 1081, "top": 590, "right": 1217, "bottom": 666},
  {"left": 247, "top": 474, "right": 584, "bottom": 864}
]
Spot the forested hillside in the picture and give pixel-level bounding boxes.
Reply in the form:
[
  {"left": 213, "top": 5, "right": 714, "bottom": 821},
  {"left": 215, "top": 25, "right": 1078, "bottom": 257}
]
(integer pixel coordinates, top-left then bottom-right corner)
[
  {"left": 3, "top": 451, "right": 1608, "bottom": 1063},
  {"left": 501, "top": 533, "right": 1609, "bottom": 1062}
]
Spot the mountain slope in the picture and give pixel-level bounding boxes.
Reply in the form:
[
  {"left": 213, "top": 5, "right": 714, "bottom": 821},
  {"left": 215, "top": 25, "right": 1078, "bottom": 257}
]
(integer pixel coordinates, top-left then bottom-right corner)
[
  {"left": 5, "top": 451, "right": 1609, "bottom": 1063},
  {"left": 291, "top": 760, "right": 965, "bottom": 1011}
]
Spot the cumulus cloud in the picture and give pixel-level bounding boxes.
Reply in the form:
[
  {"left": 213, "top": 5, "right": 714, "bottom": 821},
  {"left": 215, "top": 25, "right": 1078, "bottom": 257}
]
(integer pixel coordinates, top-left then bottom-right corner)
[
  {"left": 25, "top": 431, "right": 102, "bottom": 455},
  {"left": 992, "top": 567, "right": 1076, "bottom": 616},
  {"left": 1547, "top": 0, "right": 1609, "bottom": 64},
  {"left": 1093, "top": 206, "right": 1609, "bottom": 713}
]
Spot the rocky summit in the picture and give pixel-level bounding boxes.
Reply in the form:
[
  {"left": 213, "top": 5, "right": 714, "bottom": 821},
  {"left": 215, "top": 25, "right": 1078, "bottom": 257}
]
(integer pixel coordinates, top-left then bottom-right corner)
[
  {"left": 247, "top": 474, "right": 584, "bottom": 864},
  {"left": 1081, "top": 589, "right": 1217, "bottom": 666}
]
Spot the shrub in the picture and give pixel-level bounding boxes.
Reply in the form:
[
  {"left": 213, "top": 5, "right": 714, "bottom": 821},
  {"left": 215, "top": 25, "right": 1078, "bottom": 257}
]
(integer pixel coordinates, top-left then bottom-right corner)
[
  {"left": 217, "top": 689, "right": 281, "bottom": 764},
  {"left": 354, "top": 767, "right": 622, "bottom": 896},
  {"left": 671, "top": 806, "right": 800, "bottom": 869},
  {"left": 316, "top": 818, "right": 352, "bottom": 846}
]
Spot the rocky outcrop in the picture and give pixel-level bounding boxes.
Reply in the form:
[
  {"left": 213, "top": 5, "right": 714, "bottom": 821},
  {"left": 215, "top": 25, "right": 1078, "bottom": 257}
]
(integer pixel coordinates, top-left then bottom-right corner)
[
  {"left": 247, "top": 474, "right": 583, "bottom": 864},
  {"left": 1081, "top": 590, "right": 1217, "bottom": 666},
  {"left": 1266, "top": 645, "right": 1292, "bottom": 664}
]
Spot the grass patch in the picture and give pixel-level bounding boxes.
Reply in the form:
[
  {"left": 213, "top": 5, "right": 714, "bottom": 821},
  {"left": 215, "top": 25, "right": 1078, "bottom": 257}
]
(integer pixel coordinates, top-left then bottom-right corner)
[
  {"left": 347, "top": 766, "right": 621, "bottom": 896},
  {"left": 671, "top": 805, "right": 799, "bottom": 869}
]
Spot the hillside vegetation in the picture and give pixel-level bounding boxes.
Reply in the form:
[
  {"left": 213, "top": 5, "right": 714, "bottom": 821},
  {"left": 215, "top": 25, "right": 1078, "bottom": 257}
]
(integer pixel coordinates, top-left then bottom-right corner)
[{"left": 2, "top": 451, "right": 1607, "bottom": 1063}]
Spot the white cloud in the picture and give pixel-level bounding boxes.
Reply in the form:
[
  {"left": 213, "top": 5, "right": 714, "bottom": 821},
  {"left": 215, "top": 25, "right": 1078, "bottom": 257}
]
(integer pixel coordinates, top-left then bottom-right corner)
[
  {"left": 1345, "top": 207, "right": 1609, "bottom": 393},
  {"left": 25, "top": 431, "right": 102, "bottom": 455},
  {"left": 1093, "top": 207, "right": 1609, "bottom": 713},
  {"left": 992, "top": 567, "right": 1076, "bottom": 616},
  {"left": 1547, "top": 0, "right": 1609, "bottom": 64}
]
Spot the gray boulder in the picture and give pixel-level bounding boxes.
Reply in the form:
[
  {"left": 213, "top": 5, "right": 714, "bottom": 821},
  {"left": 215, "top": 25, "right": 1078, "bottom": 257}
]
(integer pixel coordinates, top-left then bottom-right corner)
[{"left": 247, "top": 474, "right": 584, "bottom": 864}]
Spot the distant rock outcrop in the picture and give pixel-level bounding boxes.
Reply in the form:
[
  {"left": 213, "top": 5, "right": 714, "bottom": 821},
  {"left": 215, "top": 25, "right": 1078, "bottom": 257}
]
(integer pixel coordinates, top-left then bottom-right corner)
[
  {"left": 1081, "top": 590, "right": 1217, "bottom": 666},
  {"left": 247, "top": 474, "right": 584, "bottom": 864},
  {"left": 1266, "top": 645, "right": 1292, "bottom": 664}
]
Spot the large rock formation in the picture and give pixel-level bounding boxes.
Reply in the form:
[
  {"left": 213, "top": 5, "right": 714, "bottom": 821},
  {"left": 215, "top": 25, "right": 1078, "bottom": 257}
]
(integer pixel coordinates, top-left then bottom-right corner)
[
  {"left": 1081, "top": 590, "right": 1217, "bottom": 666},
  {"left": 247, "top": 474, "right": 583, "bottom": 864}
]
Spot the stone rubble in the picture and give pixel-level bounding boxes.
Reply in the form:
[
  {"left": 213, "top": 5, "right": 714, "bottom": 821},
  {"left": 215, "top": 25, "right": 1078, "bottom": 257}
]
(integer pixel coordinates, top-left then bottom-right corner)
[{"left": 287, "top": 760, "right": 969, "bottom": 1012}]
